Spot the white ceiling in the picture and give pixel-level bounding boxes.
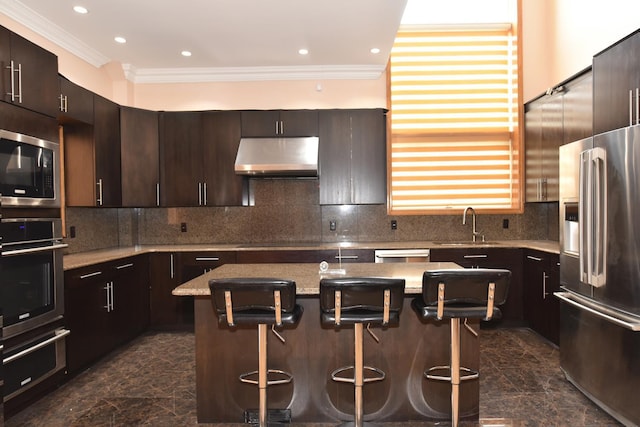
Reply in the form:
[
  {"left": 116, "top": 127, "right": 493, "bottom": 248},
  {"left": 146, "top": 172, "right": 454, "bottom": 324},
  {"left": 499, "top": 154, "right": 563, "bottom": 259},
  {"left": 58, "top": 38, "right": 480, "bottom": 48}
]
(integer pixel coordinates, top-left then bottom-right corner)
[{"left": 0, "top": 0, "right": 408, "bottom": 83}]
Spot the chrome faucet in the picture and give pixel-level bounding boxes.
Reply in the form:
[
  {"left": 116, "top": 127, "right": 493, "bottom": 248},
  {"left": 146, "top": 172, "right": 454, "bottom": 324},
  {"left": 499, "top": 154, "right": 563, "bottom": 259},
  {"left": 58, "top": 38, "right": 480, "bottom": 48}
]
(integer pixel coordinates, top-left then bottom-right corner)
[{"left": 462, "top": 206, "right": 484, "bottom": 242}]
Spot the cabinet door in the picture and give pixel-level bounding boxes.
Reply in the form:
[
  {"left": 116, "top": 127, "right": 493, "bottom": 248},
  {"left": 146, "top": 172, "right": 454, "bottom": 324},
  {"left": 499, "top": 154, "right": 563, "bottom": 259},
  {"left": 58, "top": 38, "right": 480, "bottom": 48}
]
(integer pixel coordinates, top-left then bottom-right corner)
[
  {"left": 110, "top": 257, "right": 149, "bottom": 344},
  {"left": 201, "top": 111, "right": 245, "bottom": 206},
  {"left": 319, "top": 110, "right": 353, "bottom": 204},
  {"left": 541, "top": 94, "right": 562, "bottom": 201},
  {"left": 1, "top": 30, "right": 59, "bottom": 118},
  {"left": 241, "top": 110, "right": 318, "bottom": 137},
  {"left": 159, "top": 112, "right": 203, "bottom": 206},
  {"left": 58, "top": 76, "right": 94, "bottom": 124},
  {"left": 593, "top": 30, "right": 640, "bottom": 134},
  {"left": 120, "top": 107, "right": 160, "bottom": 207},
  {"left": 149, "top": 253, "right": 184, "bottom": 329},
  {"left": 524, "top": 102, "right": 543, "bottom": 202},
  {"left": 64, "top": 267, "right": 111, "bottom": 374},
  {"left": 94, "top": 95, "right": 122, "bottom": 206},
  {"left": 351, "top": 109, "right": 386, "bottom": 204},
  {"left": 279, "top": 110, "right": 318, "bottom": 136},
  {"left": 563, "top": 71, "right": 593, "bottom": 144},
  {"left": 523, "top": 250, "right": 559, "bottom": 345}
]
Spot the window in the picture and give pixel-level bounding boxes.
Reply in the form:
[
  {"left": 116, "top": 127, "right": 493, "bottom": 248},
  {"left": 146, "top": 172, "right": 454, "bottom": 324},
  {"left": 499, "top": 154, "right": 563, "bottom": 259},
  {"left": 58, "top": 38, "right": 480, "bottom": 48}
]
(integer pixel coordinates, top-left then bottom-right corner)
[{"left": 388, "top": 24, "right": 521, "bottom": 214}]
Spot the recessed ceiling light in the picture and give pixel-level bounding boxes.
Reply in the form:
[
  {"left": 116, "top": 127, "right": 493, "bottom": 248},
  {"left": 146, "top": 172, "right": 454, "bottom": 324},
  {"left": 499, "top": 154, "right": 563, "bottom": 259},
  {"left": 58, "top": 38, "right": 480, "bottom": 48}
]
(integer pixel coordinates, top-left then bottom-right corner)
[
  {"left": 181, "top": 50, "right": 192, "bottom": 57},
  {"left": 114, "top": 36, "right": 127, "bottom": 44},
  {"left": 73, "top": 5, "right": 88, "bottom": 14},
  {"left": 298, "top": 48, "right": 309, "bottom": 55},
  {"left": 370, "top": 47, "right": 381, "bottom": 54}
]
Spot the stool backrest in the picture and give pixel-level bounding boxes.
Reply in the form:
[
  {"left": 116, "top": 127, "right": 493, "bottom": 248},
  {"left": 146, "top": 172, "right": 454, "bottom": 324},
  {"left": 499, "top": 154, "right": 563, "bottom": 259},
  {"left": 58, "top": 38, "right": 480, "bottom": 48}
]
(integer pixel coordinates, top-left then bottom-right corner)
[
  {"left": 421, "top": 269, "right": 510, "bottom": 320},
  {"left": 320, "top": 277, "right": 405, "bottom": 326},
  {"left": 209, "top": 278, "right": 298, "bottom": 326}
]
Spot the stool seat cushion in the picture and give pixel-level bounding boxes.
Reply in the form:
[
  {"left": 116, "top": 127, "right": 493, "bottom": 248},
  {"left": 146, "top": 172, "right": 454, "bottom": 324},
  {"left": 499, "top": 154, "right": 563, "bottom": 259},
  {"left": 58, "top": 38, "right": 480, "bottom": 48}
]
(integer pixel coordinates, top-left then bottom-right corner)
[
  {"left": 320, "top": 277, "right": 405, "bottom": 326},
  {"left": 209, "top": 278, "right": 303, "bottom": 326}
]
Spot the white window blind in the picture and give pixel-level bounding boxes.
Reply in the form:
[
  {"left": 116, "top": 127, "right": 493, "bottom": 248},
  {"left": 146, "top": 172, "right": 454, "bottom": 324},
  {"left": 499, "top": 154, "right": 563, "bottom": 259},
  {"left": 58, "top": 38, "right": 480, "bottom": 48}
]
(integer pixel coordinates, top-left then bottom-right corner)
[{"left": 388, "top": 25, "right": 521, "bottom": 214}]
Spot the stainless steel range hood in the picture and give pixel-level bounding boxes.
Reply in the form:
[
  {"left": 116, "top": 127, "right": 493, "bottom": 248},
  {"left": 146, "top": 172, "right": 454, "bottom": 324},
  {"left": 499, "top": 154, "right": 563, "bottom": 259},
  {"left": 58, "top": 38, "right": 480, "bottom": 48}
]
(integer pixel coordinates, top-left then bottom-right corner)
[{"left": 234, "top": 136, "right": 319, "bottom": 177}]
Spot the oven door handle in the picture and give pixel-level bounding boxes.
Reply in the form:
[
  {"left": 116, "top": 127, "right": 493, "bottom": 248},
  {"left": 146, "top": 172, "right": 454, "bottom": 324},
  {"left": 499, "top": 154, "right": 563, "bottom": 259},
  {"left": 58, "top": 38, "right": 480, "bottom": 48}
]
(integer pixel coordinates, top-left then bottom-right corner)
[
  {"left": 3, "top": 329, "right": 71, "bottom": 365},
  {"left": 2, "top": 243, "right": 68, "bottom": 257}
]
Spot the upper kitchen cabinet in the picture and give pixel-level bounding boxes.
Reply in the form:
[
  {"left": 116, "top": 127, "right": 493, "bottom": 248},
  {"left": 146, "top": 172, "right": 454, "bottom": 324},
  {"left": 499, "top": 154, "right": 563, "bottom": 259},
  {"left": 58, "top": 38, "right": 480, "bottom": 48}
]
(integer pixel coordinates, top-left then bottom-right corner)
[
  {"left": 58, "top": 76, "right": 94, "bottom": 124},
  {"left": 160, "top": 111, "right": 244, "bottom": 207},
  {"left": 159, "top": 111, "right": 203, "bottom": 206},
  {"left": 241, "top": 110, "right": 318, "bottom": 137},
  {"left": 64, "top": 95, "right": 121, "bottom": 207},
  {"left": 319, "top": 109, "right": 387, "bottom": 205},
  {"left": 201, "top": 111, "right": 246, "bottom": 206},
  {"left": 120, "top": 107, "right": 160, "bottom": 207},
  {"left": 0, "top": 26, "right": 59, "bottom": 118},
  {"left": 593, "top": 29, "right": 640, "bottom": 135},
  {"left": 524, "top": 68, "right": 593, "bottom": 203}
]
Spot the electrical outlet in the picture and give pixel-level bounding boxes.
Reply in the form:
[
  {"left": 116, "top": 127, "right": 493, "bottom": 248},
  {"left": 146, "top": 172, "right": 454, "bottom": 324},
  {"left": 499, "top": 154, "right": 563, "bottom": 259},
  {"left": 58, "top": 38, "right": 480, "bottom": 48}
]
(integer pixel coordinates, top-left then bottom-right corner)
[
  {"left": 503, "top": 219, "right": 509, "bottom": 229},
  {"left": 181, "top": 222, "right": 187, "bottom": 232},
  {"left": 69, "top": 226, "right": 76, "bottom": 238},
  {"left": 391, "top": 220, "right": 398, "bottom": 230},
  {"left": 329, "top": 220, "right": 337, "bottom": 231}
]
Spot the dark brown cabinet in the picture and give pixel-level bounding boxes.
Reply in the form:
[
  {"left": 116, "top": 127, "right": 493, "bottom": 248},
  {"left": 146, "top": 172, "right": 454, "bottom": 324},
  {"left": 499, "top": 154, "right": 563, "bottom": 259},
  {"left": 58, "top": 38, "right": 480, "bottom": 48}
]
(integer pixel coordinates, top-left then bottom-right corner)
[
  {"left": 65, "top": 256, "right": 149, "bottom": 374},
  {"left": 149, "top": 252, "right": 183, "bottom": 329},
  {"left": 593, "top": 29, "right": 640, "bottom": 135},
  {"left": 319, "top": 109, "right": 387, "bottom": 205},
  {"left": 241, "top": 110, "right": 318, "bottom": 137},
  {"left": 236, "top": 248, "right": 374, "bottom": 263},
  {"left": 64, "top": 95, "right": 121, "bottom": 207},
  {"left": 430, "top": 247, "right": 524, "bottom": 326},
  {"left": 524, "top": 68, "right": 593, "bottom": 202},
  {"left": 160, "top": 111, "right": 245, "bottom": 207},
  {"left": 58, "top": 76, "right": 94, "bottom": 124},
  {"left": 523, "top": 250, "right": 559, "bottom": 345},
  {"left": 120, "top": 107, "right": 160, "bottom": 207},
  {"left": 0, "top": 26, "right": 59, "bottom": 118}
]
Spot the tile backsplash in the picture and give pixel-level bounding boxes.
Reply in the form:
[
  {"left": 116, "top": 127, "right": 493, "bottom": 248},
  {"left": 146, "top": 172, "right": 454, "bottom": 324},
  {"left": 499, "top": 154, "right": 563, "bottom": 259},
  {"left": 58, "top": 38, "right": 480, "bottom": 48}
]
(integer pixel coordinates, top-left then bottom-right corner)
[{"left": 63, "top": 179, "right": 559, "bottom": 254}]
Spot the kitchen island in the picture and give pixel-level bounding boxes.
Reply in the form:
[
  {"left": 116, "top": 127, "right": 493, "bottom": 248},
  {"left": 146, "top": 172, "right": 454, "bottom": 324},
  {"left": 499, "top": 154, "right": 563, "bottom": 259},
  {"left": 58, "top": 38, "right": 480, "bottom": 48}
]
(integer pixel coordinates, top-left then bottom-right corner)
[{"left": 173, "top": 261, "right": 484, "bottom": 424}]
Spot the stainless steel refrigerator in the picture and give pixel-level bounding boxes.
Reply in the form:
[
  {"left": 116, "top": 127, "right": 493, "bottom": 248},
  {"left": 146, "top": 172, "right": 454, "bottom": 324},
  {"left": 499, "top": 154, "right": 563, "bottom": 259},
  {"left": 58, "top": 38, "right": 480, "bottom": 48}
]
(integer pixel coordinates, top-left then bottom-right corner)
[{"left": 558, "top": 125, "right": 640, "bottom": 426}]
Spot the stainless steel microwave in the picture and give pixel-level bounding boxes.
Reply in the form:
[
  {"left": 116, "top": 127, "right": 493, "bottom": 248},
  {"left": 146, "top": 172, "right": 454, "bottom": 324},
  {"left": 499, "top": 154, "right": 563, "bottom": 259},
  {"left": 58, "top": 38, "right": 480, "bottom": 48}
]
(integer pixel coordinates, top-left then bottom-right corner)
[{"left": 0, "top": 129, "right": 60, "bottom": 208}]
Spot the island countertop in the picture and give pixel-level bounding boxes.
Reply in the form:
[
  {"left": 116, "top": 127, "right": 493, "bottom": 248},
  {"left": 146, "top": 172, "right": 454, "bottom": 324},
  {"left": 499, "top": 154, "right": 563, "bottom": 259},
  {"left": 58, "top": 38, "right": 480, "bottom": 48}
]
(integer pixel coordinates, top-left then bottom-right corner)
[{"left": 172, "top": 261, "right": 462, "bottom": 296}]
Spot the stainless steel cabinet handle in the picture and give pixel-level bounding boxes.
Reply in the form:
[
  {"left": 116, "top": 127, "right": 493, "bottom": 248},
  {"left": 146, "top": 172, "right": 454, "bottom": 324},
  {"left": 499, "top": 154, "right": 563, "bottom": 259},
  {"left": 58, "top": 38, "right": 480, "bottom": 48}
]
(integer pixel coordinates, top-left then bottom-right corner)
[
  {"left": 335, "top": 255, "right": 358, "bottom": 260},
  {"left": 6, "top": 61, "right": 22, "bottom": 103},
  {"left": 542, "top": 272, "right": 549, "bottom": 299},
  {"left": 104, "top": 282, "right": 111, "bottom": 311},
  {"left": 96, "top": 178, "right": 104, "bottom": 206},
  {"left": 280, "top": 120, "right": 284, "bottom": 135},
  {"left": 463, "top": 254, "right": 488, "bottom": 259},
  {"left": 80, "top": 271, "right": 103, "bottom": 279},
  {"left": 3, "top": 329, "right": 71, "bottom": 364},
  {"left": 195, "top": 257, "right": 220, "bottom": 262},
  {"left": 115, "top": 263, "right": 134, "bottom": 270},
  {"left": 59, "top": 94, "right": 68, "bottom": 112},
  {"left": 6, "top": 60, "right": 15, "bottom": 101},
  {"left": 198, "top": 182, "right": 203, "bottom": 205},
  {"left": 156, "top": 183, "right": 160, "bottom": 206},
  {"left": 170, "top": 253, "right": 175, "bottom": 279},
  {"left": 527, "top": 255, "right": 543, "bottom": 262},
  {"left": 203, "top": 182, "right": 208, "bottom": 205}
]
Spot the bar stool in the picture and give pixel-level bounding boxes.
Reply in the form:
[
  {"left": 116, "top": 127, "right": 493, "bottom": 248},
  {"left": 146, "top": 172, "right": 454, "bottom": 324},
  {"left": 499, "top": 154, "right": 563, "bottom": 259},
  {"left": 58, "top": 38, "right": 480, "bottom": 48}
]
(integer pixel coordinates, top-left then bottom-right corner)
[
  {"left": 412, "top": 268, "right": 510, "bottom": 427},
  {"left": 209, "top": 278, "right": 303, "bottom": 427},
  {"left": 320, "top": 277, "right": 405, "bottom": 427}
]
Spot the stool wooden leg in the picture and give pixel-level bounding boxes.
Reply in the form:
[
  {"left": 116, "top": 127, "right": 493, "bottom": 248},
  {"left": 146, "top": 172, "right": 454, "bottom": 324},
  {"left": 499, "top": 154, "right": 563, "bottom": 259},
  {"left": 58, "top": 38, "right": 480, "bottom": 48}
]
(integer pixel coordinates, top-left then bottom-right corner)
[
  {"left": 354, "top": 322, "right": 364, "bottom": 427},
  {"left": 258, "top": 323, "right": 268, "bottom": 427},
  {"left": 450, "top": 318, "right": 461, "bottom": 427}
]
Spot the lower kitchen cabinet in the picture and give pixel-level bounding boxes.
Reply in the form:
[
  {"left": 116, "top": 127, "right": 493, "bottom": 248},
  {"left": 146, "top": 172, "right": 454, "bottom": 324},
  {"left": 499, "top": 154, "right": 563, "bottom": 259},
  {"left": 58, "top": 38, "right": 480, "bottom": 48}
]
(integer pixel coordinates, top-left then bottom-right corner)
[
  {"left": 523, "top": 250, "right": 560, "bottom": 345},
  {"left": 149, "top": 252, "right": 190, "bottom": 329},
  {"left": 430, "top": 247, "right": 524, "bottom": 326},
  {"left": 64, "top": 256, "right": 149, "bottom": 374}
]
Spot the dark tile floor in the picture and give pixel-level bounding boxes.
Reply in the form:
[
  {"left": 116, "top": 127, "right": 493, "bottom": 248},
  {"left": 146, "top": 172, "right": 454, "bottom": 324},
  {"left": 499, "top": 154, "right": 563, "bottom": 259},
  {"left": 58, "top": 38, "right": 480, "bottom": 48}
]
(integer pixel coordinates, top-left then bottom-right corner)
[{"left": 5, "top": 328, "right": 622, "bottom": 427}]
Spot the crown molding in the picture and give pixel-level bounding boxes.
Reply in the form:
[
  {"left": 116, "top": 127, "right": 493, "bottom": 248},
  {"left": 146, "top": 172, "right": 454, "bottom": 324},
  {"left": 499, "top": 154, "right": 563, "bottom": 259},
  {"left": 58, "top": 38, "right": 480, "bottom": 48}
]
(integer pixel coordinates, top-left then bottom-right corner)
[
  {"left": 0, "top": 0, "right": 110, "bottom": 67},
  {"left": 127, "top": 64, "right": 386, "bottom": 84}
]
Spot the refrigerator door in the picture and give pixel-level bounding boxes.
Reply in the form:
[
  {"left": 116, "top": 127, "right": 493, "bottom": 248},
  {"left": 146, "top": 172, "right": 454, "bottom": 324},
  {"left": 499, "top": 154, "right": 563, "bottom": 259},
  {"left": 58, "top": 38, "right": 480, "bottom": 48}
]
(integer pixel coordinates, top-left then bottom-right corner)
[{"left": 591, "top": 125, "right": 640, "bottom": 316}]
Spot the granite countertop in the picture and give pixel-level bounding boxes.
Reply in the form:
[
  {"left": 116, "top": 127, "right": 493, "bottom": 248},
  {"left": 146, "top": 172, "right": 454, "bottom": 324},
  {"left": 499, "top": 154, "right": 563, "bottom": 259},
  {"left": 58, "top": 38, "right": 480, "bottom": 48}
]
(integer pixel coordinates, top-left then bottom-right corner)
[
  {"left": 63, "top": 240, "right": 559, "bottom": 270},
  {"left": 173, "top": 261, "right": 463, "bottom": 296}
]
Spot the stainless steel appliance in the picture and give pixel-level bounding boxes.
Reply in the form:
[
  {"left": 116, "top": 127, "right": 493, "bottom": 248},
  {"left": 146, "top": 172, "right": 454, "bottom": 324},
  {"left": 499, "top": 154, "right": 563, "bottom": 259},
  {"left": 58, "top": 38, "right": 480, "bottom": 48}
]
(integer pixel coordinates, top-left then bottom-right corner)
[
  {"left": 557, "top": 125, "right": 640, "bottom": 426},
  {"left": 0, "top": 218, "right": 66, "bottom": 339},
  {"left": 374, "top": 249, "right": 430, "bottom": 263},
  {"left": 0, "top": 129, "right": 60, "bottom": 208},
  {"left": 0, "top": 310, "right": 4, "bottom": 427}
]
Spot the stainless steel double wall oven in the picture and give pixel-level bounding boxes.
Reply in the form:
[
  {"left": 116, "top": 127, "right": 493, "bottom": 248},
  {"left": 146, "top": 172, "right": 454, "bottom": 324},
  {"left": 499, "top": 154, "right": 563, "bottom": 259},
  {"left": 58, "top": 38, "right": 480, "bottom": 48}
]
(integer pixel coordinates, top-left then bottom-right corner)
[{"left": 0, "top": 128, "right": 68, "bottom": 412}]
